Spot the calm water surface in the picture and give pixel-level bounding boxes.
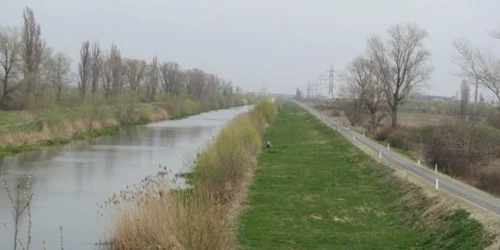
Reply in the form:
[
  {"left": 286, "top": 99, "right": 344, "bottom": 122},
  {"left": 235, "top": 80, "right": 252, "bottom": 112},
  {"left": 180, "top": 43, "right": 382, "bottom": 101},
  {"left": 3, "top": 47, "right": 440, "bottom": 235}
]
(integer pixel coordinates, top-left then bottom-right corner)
[{"left": 0, "top": 105, "right": 252, "bottom": 250}]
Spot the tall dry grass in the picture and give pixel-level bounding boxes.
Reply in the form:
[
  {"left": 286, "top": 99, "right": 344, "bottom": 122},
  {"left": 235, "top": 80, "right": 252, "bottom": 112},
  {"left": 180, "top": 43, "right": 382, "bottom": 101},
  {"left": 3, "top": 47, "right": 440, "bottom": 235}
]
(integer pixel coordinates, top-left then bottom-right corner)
[
  {"left": 109, "top": 99, "right": 277, "bottom": 250},
  {"left": 0, "top": 93, "right": 249, "bottom": 149}
]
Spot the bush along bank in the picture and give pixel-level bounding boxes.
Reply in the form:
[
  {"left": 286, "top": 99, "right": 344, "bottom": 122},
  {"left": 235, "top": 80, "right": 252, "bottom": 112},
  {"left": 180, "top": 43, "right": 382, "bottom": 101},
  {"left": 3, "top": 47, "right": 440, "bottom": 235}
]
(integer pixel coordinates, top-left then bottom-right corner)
[
  {"left": 372, "top": 121, "right": 500, "bottom": 196},
  {"left": 107, "top": 99, "right": 280, "bottom": 250},
  {"left": 0, "top": 94, "right": 252, "bottom": 158},
  {"left": 322, "top": 102, "right": 500, "bottom": 197}
]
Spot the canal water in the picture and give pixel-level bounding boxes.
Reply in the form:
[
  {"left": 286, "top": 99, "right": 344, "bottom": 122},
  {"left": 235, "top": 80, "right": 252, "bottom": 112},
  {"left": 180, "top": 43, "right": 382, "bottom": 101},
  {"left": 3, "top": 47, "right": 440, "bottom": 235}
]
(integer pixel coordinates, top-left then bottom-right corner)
[{"left": 0, "top": 105, "right": 252, "bottom": 250}]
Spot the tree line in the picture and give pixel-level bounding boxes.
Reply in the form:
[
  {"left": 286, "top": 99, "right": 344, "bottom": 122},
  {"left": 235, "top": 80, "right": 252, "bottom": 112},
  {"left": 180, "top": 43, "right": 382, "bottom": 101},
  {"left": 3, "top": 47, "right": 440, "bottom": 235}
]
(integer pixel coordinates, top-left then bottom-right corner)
[
  {"left": 0, "top": 7, "right": 239, "bottom": 110},
  {"left": 340, "top": 21, "right": 500, "bottom": 130}
]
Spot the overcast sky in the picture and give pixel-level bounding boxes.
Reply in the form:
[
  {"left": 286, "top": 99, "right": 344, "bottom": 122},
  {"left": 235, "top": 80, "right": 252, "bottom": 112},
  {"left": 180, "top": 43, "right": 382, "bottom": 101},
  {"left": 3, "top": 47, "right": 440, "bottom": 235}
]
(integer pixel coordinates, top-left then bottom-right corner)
[{"left": 1, "top": 0, "right": 500, "bottom": 97}]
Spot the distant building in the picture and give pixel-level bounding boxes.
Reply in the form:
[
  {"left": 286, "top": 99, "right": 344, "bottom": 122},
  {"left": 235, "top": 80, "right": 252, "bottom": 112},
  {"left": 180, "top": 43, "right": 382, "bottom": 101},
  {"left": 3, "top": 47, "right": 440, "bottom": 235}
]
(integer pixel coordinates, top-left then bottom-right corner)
[{"left": 409, "top": 94, "right": 453, "bottom": 102}]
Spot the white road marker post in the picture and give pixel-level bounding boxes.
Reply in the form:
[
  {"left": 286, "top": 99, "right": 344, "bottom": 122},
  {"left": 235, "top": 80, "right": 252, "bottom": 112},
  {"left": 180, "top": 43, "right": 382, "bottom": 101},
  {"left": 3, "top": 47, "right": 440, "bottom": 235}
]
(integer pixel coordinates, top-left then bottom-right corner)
[
  {"left": 379, "top": 150, "right": 382, "bottom": 159},
  {"left": 435, "top": 164, "right": 439, "bottom": 190},
  {"left": 353, "top": 135, "right": 356, "bottom": 141},
  {"left": 417, "top": 160, "right": 421, "bottom": 165},
  {"left": 387, "top": 143, "right": 390, "bottom": 150}
]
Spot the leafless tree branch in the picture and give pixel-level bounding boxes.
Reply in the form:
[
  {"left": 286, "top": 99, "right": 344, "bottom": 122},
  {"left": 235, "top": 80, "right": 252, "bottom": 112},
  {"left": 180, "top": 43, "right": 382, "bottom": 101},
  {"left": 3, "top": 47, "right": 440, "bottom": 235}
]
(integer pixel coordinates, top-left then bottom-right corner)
[
  {"left": 21, "top": 7, "right": 43, "bottom": 98},
  {"left": 453, "top": 37, "right": 500, "bottom": 103},
  {"left": 90, "top": 42, "right": 101, "bottom": 97},
  {"left": 145, "top": 56, "right": 159, "bottom": 102},
  {"left": 368, "top": 23, "right": 432, "bottom": 128},
  {"left": 78, "top": 41, "right": 91, "bottom": 99}
]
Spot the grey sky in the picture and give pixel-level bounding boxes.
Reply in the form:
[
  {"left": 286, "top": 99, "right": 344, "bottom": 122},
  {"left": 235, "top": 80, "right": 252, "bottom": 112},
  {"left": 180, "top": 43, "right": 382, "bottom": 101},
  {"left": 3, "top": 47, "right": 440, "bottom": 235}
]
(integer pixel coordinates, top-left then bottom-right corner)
[{"left": 1, "top": 0, "right": 500, "bottom": 97}]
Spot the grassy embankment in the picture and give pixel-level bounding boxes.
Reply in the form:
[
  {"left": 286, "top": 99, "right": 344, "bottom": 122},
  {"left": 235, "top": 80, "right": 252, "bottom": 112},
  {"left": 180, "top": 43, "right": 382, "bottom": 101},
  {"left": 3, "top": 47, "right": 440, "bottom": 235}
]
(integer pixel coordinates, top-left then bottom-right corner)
[
  {"left": 0, "top": 94, "right": 250, "bottom": 158},
  {"left": 108, "top": 99, "right": 281, "bottom": 250},
  {"left": 238, "top": 102, "right": 493, "bottom": 250}
]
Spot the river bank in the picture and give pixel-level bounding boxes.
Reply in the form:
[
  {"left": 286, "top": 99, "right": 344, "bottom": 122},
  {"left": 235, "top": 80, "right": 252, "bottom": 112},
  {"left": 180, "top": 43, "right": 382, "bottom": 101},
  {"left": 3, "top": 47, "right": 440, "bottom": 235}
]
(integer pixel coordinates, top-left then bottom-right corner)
[
  {"left": 109, "top": 99, "right": 280, "bottom": 249},
  {"left": 0, "top": 104, "right": 254, "bottom": 250},
  {"left": 0, "top": 95, "right": 250, "bottom": 158}
]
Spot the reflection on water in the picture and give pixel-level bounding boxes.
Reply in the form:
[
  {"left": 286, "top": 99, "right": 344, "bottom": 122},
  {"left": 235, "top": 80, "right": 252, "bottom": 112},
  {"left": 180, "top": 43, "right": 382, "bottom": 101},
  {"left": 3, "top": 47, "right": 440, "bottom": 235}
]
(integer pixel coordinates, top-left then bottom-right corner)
[{"left": 0, "top": 105, "right": 252, "bottom": 250}]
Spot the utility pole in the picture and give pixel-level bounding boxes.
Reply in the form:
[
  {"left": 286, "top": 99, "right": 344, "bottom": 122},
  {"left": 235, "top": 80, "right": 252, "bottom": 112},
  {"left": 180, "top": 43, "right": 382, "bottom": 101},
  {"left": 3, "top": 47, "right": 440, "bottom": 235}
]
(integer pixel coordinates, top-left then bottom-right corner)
[
  {"left": 307, "top": 82, "right": 312, "bottom": 99},
  {"left": 316, "top": 73, "right": 326, "bottom": 98},
  {"left": 328, "top": 64, "right": 334, "bottom": 99}
]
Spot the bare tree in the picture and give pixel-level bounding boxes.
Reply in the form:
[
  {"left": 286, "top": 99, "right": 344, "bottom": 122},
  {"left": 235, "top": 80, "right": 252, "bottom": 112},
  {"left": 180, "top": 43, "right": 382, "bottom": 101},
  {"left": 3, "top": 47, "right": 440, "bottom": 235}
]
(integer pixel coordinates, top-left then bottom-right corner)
[
  {"left": 368, "top": 23, "right": 432, "bottom": 128},
  {"left": 174, "top": 70, "right": 187, "bottom": 95},
  {"left": 21, "top": 7, "right": 43, "bottom": 96},
  {"left": 78, "top": 41, "right": 91, "bottom": 99},
  {"left": 100, "top": 51, "right": 113, "bottom": 99},
  {"left": 453, "top": 37, "right": 500, "bottom": 104},
  {"left": 235, "top": 86, "right": 243, "bottom": 94},
  {"left": 340, "top": 58, "right": 368, "bottom": 126},
  {"left": 460, "top": 79, "right": 470, "bottom": 117},
  {"left": 145, "top": 56, "right": 158, "bottom": 102},
  {"left": 341, "top": 56, "right": 386, "bottom": 132},
  {"left": 205, "top": 73, "right": 220, "bottom": 98},
  {"left": 48, "top": 52, "right": 73, "bottom": 103},
  {"left": 100, "top": 44, "right": 121, "bottom": 99},
  {"left": 90, "top": 42, "right": 101, "bottom": 97},
  {"left": 490, "top": 25, "right": 500, "bottom": 40},
  {"left": 221, "top": 80, "right": 233, "bottom": 97},
  {"left": 110, "top": 44, "right": 122, "bottom": 95},
  {"left": 159, "top": 62, "right": 182, "bottom": 94},
  {"left": 185, "top": 69, "right": 206, "bottom": 98},
  {"left": 0, "top": 27, "right": 22, "bottom": 109},
  {"left": 36, "top": 44, "right": 54, "bottom": 100},
  {"left": 123, "top": 58, "right": 147, "bottom": 92}
]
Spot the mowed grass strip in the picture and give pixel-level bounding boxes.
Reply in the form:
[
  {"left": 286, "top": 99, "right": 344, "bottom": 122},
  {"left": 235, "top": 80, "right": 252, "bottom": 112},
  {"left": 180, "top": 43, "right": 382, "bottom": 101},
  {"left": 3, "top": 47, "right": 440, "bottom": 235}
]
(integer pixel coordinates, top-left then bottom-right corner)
[{"left": 238, "top": 102, "right": 492, "bottom": 250}]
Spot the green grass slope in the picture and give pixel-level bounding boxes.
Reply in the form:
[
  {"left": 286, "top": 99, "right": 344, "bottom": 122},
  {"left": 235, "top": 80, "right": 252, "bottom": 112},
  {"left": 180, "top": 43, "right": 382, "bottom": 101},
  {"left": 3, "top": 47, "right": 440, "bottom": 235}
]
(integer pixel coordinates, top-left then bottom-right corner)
[{"left": 238, "top": 102, "right": 492, "bottom": 250}]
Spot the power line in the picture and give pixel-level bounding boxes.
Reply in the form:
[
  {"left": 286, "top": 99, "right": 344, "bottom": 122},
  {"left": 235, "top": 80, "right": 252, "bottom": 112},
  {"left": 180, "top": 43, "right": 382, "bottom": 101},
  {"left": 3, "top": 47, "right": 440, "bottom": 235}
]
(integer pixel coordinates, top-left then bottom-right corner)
[
  {"left": 328, "top": 64, "right": 334, "bottom": 99},
  {"left": 306, "top": 63, "right": 335, "bottom": 99}
]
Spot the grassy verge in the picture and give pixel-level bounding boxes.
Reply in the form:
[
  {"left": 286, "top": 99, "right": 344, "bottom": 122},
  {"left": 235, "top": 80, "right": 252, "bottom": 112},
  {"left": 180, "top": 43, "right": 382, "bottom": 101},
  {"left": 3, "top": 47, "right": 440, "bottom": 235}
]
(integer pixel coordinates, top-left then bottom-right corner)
[
  {"left": 108, "top": 100, "right": 280, "bottom": 250},
  {"left": 0, "top": 94, "right": 254, "bottom": 158},
  {"left": 0, "top": 126, "right": 120, "bottom": 157},
  {"left": 238, "top": 102, "right": 493, "bottom": 250}
]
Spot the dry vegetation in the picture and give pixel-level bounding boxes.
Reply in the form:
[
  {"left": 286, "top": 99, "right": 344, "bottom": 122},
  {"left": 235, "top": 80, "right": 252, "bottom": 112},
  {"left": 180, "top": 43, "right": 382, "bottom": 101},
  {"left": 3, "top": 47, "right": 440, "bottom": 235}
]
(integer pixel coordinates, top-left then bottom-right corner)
[
  {"left": 315, "top": 98, "right": 500, "bottom": 197},
  {"left": 104, "top": 100, "right": 280, "bottom": 250},
  {"left": 310, "top": 17, "right": 500, "bottom": 198},
  {"left": 1, "top": 6, "right": 254, "bottom": 156},
  {"left": 0, "top": 94, "right": 249, "bottom": 155}
]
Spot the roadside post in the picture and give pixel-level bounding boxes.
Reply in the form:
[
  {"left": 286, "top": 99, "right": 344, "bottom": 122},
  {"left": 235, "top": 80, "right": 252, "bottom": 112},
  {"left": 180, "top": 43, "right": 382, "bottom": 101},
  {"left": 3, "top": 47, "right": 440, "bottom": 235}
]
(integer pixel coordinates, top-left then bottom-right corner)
[{"left": 435, "top": 164, "right": 439, "bottom": 190}]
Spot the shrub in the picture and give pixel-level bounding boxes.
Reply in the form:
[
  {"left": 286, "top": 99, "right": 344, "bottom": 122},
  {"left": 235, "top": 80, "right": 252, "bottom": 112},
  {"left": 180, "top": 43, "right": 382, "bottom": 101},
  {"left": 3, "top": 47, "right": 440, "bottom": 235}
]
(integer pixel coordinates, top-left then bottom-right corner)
[
  {"left": 420, "top": 123, "right": 500, "bottom": 176},
  {"left": 344, "top": 107, "right": 364, "bottom": 126},
  {"left": 487, "top": 110, "right": 500, "bottom": 129},
  {"left": 374, "top": 126, "right": 396, "bottom": 141},
  {"left": 387, "top": 128, "right": 416, "bottom": 151},
  {"left": 331, "top": 110, "right": 342, "bottom": 117},
  {"left": 477, "top": 166, "right": 500, "bottom": 195},
  {"left": 255, "top": 99, "right": 277, "bottom": 123}
]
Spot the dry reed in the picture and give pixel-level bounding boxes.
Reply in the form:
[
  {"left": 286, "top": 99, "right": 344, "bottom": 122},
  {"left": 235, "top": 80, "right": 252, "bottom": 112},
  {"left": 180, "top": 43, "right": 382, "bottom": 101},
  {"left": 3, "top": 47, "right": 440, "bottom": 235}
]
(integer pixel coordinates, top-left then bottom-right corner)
[{"left": 109, "top": 100, "right": 277, "bottom": 250}]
